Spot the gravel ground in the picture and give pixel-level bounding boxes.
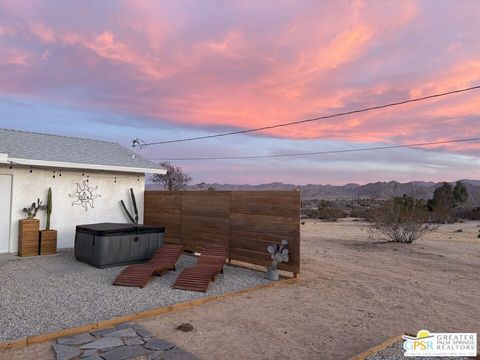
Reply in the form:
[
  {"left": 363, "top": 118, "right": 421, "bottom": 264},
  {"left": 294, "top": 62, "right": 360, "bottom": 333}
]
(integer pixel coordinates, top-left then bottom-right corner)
[
  {"left": 366, "top": 340, "right": 474, "bottom": 360},
  {"left": 0, "top": 250, "right": 270, "bottom": 342}
]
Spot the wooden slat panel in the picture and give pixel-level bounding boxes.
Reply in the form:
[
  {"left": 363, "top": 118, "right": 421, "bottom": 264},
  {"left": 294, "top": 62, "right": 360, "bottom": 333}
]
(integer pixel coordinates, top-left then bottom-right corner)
[
  {"left": 144, "top": 193, "right": 182, "bottom": 244},
  {"left": 181, "top": 194, "right": 230, "bottom": 252},
  {"left": 230, "top": 191, "right": 300, "bottom": 274},
  {"left": 144, "top": 190, "right": 300, "bottom": 274},
  {"left": 231, "top": 214, "right": 298, "bottom": 235},
  {"left": 182, "top": 195, "right": 230, "bottom": 217}
]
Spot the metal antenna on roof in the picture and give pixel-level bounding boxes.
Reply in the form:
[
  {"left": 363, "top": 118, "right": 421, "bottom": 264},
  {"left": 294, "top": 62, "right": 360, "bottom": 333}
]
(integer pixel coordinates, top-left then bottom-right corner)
[{"left": 131, "top": 138, "right": 146, "bottom": 159}]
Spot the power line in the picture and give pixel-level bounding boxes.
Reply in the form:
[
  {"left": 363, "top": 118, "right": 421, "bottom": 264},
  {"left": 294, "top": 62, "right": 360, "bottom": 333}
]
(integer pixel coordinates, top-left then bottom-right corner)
[
  {"left": 146, "top": 137, "right": 480, "bottom": 161},
  {"left": 143, "top": 85, "right": 480, "bottom": 146}
]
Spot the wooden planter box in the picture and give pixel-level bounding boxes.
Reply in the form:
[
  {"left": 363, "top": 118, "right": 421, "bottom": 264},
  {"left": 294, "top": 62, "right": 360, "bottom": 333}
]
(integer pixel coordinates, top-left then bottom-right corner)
[
  {"left": 39, "top": 230, "right": 57, "bottom": 255},
  {"left": 18, "top": 219, "right": 40, "bottom": 257}
]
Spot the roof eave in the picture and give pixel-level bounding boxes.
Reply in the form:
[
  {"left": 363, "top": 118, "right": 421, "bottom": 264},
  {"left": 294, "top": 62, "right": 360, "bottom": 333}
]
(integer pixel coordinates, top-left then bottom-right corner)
[{"left": 4, "top": 157, "right": 167, "bottom": 175}]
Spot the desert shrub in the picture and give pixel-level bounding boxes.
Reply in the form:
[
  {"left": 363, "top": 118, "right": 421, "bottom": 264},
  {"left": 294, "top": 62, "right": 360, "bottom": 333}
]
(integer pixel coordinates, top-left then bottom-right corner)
[
  {"left": 431, "top": 207, "right": 456, "bottom": 223},
  {"left": 470, "top": 208, "right": 480, "bottom": 220},
  {"left": 454, "top": 207, "right": 480, "bottom": 220},
  {"left": 394, "top": 194, "right": 428, "bottom": 210},
  {"left": 349, "top": 207, "right": 376, "bottom": 221},
  {"left": 305, "top": 208, "right": 320, "bottom": 219},
  {"left": 369, "top": 200, "right": 439, "bottom": 243},
  {"left": 317, "top": 207, "right": 348, "bottom": 220},
  {"left": 349, "top": 207, "right": 366, "bottom": 218},
  {"left": 318, "top": 199, "right": 332, "bottom": 208}
]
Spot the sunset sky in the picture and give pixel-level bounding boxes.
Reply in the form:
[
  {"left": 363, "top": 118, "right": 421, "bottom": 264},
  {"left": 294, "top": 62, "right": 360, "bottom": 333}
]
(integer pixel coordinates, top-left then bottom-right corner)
[{"left": 0, "top": 1, "right": 479, "bottom": 185}]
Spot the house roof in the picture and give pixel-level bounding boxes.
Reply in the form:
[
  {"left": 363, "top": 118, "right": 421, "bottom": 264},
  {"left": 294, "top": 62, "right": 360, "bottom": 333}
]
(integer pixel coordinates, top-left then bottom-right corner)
[{"left": 0, "top": 128, "right": 166, "bottom": 174}]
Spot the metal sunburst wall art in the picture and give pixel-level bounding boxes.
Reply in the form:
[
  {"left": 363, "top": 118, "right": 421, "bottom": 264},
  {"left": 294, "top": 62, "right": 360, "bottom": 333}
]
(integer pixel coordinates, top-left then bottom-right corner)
[{"left": 69, "top": 180, "right": 101, "bottom": 211}]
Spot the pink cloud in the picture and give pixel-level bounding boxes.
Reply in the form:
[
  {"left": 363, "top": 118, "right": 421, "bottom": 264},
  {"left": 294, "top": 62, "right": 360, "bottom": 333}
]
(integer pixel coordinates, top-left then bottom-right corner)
[
  {"left": 30, "top": 23, "right": 55, "bottom": 43},
  {"left": 0, "top": 0, "right": 479, "bottom": 157},
  {"left": 2, "top": 49, "right": 30, "bottom": 66},
  {"left": 0, "top": 24, "right": 15, "bottom": 36},
  {"left": 203, "top": 29, "right": 247, "bottom": 58}
]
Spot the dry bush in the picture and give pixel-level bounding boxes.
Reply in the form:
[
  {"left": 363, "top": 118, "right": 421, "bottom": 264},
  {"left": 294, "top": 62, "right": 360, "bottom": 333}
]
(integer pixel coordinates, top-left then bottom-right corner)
[
  {"left": 305, "top": 208, "right": 319, "bottom": 219},
  {"left": 431, "top": 207, "right": 456, "bottom": 223},
  {"left": 350, "top": 207, "right": 376, "bottom": 221},
  {"left": 369, "top": 201, "right": 439, "bottom": 243},
  {"left": 317, "top": 207, "right": 347, "bottom": 220},
  {"left": 453, "top": 207, "right": 480, "bottom": 221}
]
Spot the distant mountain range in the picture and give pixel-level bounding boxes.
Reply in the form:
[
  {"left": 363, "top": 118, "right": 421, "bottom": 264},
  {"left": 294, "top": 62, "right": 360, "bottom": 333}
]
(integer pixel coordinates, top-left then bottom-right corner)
[{"left": 146, "top": 179, "right": 480, "bottom": 204}]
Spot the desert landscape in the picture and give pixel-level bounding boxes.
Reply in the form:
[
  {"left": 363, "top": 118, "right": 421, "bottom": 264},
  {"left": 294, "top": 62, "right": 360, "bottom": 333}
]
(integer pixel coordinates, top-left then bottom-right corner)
[
  {"left": 3, "top": 219, "right": 479, "bottom": 360},
  {"left": 2, "top": 2, "right": 480, "bottom": 359}
]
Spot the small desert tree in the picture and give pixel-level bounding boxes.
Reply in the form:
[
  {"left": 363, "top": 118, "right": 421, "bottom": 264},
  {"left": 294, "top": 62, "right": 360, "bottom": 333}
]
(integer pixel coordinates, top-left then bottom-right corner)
[
  {"left": 429, "top": 182, "right": 455, "bottom": 210},
  {"left": 369, "top": 197, "right": 438, "bottom": 243},
  {"left": 427, "top": 181, "right": 468, "bottom": 223},
  {"left": 453, "top": 180, "right": 468, "bottom": 205},
  {"left": 151, "top": 161, "right": 192, "bottom": 191}
]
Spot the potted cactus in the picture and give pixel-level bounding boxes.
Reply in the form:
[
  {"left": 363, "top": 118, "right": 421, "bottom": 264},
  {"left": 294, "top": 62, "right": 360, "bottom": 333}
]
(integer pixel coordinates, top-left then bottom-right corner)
[
  {"left": 40, "top": 187, "right": 57, "bottom": 255},
  {"left": 18, "top": 198, "right": 43, "bottom": 256},
  {"left": 266, "top": 239, "right": 289, "bottom": 281},
  {"left": 22, "top": 198, "right": 42, "bottom": 219}
]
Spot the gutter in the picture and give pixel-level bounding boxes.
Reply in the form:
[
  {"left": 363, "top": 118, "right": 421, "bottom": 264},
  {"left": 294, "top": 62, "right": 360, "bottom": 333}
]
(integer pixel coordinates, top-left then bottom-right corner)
[{"left": 4, "top": 156, "right": 167, "bottom": 175}]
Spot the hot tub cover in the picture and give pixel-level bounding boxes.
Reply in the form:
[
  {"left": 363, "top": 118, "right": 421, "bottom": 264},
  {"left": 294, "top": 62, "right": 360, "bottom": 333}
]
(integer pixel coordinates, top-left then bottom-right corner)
[
  {"left": 74, "top": 223, "right": 165, "bottom": 268},
  {"left": 76, "top": 223, "right": 165, "bottom": 235}
]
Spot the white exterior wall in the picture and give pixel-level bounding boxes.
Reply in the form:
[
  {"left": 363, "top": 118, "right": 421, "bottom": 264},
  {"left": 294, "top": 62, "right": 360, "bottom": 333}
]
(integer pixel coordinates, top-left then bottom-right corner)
[{"left": 0, "top": 164, "right": 145, "bottom": 252}]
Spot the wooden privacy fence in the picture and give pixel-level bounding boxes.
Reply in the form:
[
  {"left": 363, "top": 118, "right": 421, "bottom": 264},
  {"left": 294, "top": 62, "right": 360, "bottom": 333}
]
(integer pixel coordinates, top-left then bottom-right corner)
[{"left": 144, "top": 191, "right": 300, "bottom": 275}]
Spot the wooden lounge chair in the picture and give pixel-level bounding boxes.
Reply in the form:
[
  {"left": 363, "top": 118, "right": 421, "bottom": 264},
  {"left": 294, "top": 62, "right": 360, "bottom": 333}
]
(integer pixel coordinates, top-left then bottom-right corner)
[
  {"left": 113, "top": 244, "right": 183, "bottom": 288},
  {"left": 173, "top": 244, "right": 228, "bottom": 292}
]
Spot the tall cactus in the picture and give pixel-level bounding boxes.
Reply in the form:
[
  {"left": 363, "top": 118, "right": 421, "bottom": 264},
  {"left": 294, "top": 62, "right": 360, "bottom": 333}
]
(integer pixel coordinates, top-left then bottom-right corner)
[
  {"left": 120, "top": 188, "right": 139, "bottom": 224},
  {"left": 46, "top": 187, "right": 52, "bottom": 230}
]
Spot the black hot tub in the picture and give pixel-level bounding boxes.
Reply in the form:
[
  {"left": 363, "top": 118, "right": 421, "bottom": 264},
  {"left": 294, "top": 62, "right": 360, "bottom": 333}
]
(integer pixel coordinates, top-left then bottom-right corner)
[{"left": 74, "top": 223, "right": 165, "bottom": 268}]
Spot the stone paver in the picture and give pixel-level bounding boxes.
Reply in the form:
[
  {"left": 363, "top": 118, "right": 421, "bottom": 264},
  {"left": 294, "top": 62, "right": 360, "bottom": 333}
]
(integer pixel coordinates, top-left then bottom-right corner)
[
  {"left": 125, "top": 337, "right": 145, "bottom": 346},
  {"left": 80, "top": 349, "right": 97, "bottom": 357},
  {"left": 136, "top": 328, "right": 154, "bottom": 338},
  {"left": 81, "top": 356, "right": 103, "bottom": 360},
  {"left": 116, "top": 322, "right": 134, "bottom": 330},
  {"left": 101, "top": 345, "right": 151, "bottom": 360},
  {"left": 52, "top": 322, "right": 197, "bottom": 360},
  {"left": 53, "top": 343, "right": 82, "bottom": 360},
  {"left": 148, "top": 350, "right": 165, "bottom": 360},
  {"left": 79, "top": 337, "right": 123, "bottom": 350},
  {"left": 57, "top": 333, "right": 95, "bottom": 346},
  {"left": 107, "top": 328, "right": 138, "bottom": 338},
  {"left": 144, "top": 338, "right": 175, "bottom": 351},
  {"left": 90, "top": 327, "right": 116, "bottom": 337}
]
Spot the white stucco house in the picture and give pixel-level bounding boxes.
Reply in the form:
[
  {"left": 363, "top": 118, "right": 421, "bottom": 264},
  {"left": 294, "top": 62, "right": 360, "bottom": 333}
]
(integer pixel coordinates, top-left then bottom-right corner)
[{"left": 0, "top": 128, "right": 166, "bottom": 254}]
